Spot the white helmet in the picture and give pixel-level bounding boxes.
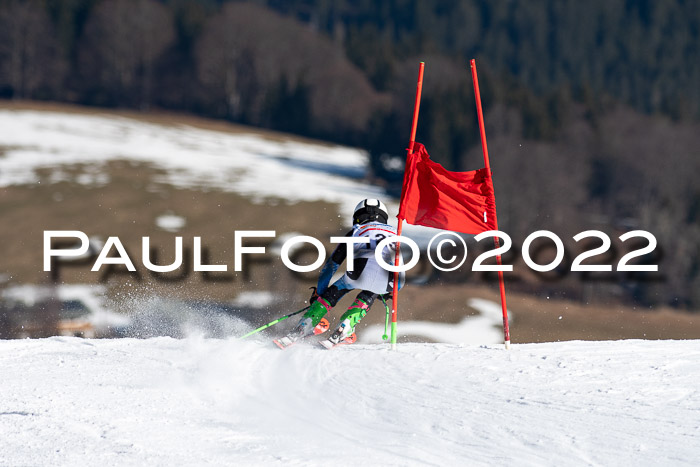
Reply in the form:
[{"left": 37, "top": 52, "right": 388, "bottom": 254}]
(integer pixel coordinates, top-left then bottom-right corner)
[{"left": 353, "top": 199, "right": 389, "bottom": 225}]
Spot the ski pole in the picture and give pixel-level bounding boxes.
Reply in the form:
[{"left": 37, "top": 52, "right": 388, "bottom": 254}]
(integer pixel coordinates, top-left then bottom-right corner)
[
  {"left": 380, "top": 296, "right": 391, "bottom": 341},
  {"left": 238, "top": 306, "right": 310, "bottom": 340}
]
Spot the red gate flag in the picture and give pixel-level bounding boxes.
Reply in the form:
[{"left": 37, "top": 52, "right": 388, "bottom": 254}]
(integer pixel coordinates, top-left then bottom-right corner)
[{"left": 398, "top": 142, "right": 497, "bottom": 234}]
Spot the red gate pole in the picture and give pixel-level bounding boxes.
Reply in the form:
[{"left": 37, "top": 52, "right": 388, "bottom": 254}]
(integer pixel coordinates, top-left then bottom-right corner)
[
  {"left": 391, "top": 61, "right": 424, "bottom": 350},
  {"left": 470, "top": 59, "right": 511, "bottom": 349}
]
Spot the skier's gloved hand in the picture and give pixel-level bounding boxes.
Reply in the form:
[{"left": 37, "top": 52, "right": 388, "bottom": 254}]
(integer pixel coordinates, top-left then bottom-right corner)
[{"left": 308, "top": 286, "right": 319, "bottom": 304}]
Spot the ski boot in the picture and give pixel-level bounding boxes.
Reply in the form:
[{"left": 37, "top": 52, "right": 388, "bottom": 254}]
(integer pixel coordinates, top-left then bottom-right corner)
[
  {"left": 319, "top": 298, "right": 368, "bottom": 349},
  {"left": 274, "top": 299, "right": 331, "bottom": 349}
]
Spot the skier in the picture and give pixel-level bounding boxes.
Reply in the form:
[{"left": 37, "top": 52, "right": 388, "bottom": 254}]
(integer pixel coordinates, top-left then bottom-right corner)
[{"left": 274, "top": 199, "right": 405, "bottom": 349}]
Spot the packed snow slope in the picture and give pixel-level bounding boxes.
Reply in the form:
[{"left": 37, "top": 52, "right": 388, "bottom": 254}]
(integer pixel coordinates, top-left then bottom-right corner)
[{"left": 2, "top": 338, "right": 699, "bottom": 466}]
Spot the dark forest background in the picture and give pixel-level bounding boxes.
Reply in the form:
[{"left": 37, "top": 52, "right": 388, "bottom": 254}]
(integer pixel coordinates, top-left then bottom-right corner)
[{"left": 1, "top": 0, "right": 699, "bottom": 309}]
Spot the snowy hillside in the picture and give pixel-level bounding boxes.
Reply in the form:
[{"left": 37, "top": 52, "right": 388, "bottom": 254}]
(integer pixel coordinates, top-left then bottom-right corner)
[
  {"left": 0, "top": 109, "right": 382, "bottom": 217},
  {"left": 0, "top": 108, "right": 442, "bottom": 241},
  {"left": 2, "top": 337, "right": 699, "bottom": 466}
]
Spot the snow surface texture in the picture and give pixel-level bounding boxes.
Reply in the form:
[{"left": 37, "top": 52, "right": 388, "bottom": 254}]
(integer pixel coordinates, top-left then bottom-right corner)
[
  {"left": 155, "top": 213, "right": 186, "bottom": 233},
  {"left": 1, "top": 337, "right": 699, "bottom": 466}
]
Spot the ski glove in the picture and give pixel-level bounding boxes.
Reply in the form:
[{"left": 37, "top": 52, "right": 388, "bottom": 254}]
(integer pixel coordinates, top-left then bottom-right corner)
[{"left": 308, "top": 286, "right": 320, "bottom": 304}]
